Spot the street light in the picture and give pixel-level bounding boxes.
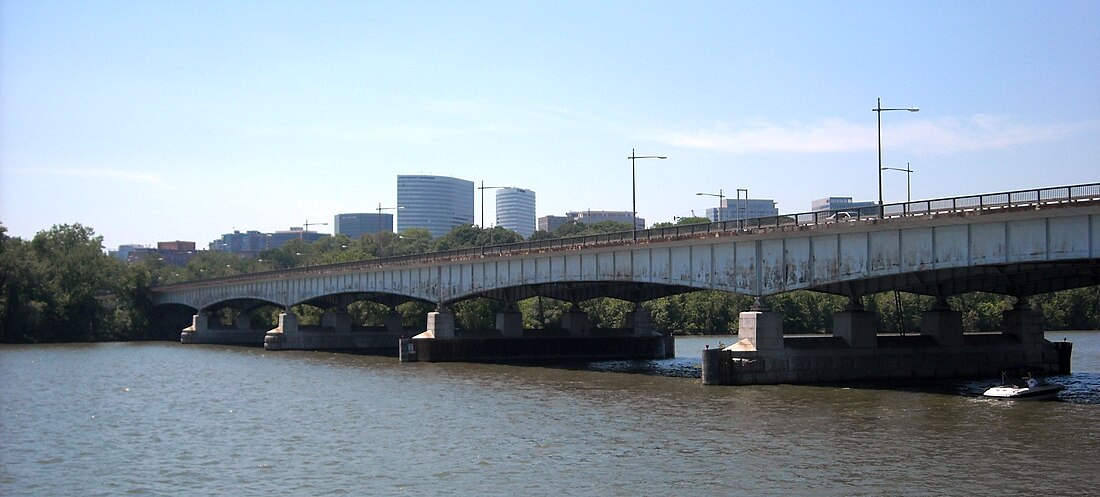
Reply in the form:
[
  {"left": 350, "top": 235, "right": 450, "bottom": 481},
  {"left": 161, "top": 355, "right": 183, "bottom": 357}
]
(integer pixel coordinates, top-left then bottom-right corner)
[
  {"left": 736, "top": 188, "right": 749, "bottom": 225},
  {"left": 628, "top": 148, "right": 667, "bottom": 239},
  {"left": 696, "top": 189, "right": 725, "bottom": 222},
  {"left": 881, "top": 162, "right": 914, "bottom": 203},
  {"left": 873, "top": 98, "right": 919, "bottom": 217},
  {"left": 376, "top": 203, "right": 402, "bottom": 237},
  {"left": 477, "top": 181, "right": 508, "bottom": 228}
]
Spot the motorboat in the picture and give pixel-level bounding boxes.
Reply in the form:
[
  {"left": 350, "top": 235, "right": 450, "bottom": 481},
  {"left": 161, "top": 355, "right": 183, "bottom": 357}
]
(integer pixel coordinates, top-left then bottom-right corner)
[{"left": 982, "top": 372, "right": 1064, "bottom": 400}]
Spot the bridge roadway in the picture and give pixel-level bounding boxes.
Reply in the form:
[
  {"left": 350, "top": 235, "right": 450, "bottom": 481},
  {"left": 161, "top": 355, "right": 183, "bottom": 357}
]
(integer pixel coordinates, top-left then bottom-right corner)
[{"left": 152, "top": 184, "right": 1100, "bottom": 379}]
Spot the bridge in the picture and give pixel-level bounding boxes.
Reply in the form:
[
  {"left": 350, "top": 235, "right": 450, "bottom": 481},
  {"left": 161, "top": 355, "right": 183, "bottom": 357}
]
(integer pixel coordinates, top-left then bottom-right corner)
[{"left": 152, "top": 183, "right": 1100, "bottom": 380}]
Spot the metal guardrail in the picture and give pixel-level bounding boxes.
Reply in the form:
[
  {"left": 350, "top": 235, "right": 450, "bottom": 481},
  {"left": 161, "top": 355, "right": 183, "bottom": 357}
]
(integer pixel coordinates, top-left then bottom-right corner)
[{"left": 154, "top": 182, "right": 1100, "bottom": 291}]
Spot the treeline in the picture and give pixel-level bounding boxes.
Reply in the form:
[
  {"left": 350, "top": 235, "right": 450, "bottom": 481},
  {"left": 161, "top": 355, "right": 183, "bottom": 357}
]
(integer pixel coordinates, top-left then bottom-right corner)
[
  {"left": 0, "top": 224, "right": 153, "bottom": 342},
  {"left": 2, "top": 221, "right": 1099, "bottom": 343}
]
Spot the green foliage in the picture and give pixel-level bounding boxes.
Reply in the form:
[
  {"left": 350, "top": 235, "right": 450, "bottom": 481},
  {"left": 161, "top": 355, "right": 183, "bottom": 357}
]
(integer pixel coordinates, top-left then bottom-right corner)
[
  {"left": 451, "top": 298, "right": 504, "bottom": 330},
  {"left": 652, "top": 216, "right": 710, "bottom": 228},
  {"left": 0, "top": 224, "right": 148, "bottom": 342},
  {"left": 529, "top": 220, "right": 633, "bottom": 241},
  {"left": 1031, "top": 287, "right": 1100, "bottom": 330},
  {"left": 648, "top": 291, "right": 751, "bottom": 334},
  {"left": 767, "top": 291, "right": 849, "bottom": 333},
  {"left": 579, "top": 298, "right": 633, "bottom": 329},
  {"left": 948, "top": 292, "right": 1015, "bottom": 332},
  {"left": 518, "top": 296, "right": 567, "bottom": 329},
  {"left": 433, "top": 225, "right": 523, "bottom": 251}
]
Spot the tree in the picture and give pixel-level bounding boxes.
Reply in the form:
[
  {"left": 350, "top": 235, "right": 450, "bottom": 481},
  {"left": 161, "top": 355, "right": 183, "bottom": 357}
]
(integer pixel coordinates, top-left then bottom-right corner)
[{"left": 652, "top": 216, "right": 710, "bottom": 228}]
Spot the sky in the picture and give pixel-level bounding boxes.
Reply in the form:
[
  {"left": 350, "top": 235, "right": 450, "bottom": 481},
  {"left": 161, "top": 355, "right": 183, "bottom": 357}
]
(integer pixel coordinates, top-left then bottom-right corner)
[{"left": 2, "top": 0, "right": 1098, "bottom": 250}]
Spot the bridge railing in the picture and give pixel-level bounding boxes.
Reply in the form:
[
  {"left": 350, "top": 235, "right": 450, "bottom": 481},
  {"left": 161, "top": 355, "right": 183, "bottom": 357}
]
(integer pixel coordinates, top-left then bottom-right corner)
[{"left": 153, "top": 182, "right": 1100, "bottom": 290}]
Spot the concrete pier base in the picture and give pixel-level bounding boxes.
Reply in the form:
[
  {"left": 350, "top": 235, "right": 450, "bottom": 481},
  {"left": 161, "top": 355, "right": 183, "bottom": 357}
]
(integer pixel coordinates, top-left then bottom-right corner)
[
  {"left": 920, "top": 309, "right": 964, "bottom": 346},
  {"left": 702, "top": 331, "right": 1069, "bottom": 386},
  {"left": 424, "top": 310, "right": 455, "bottom": 339},
  {"left": 737, "top": 310, "right": 784, "bottom": 350},
  {"left": 384, "top": 311, "right": 403, "bottom": 334},
  {"left": 496, "top": 308, "right": 523, "bottom": 338},
  {"left": 321, "top": 309, "right": 352, "bottom": 334},
  {"left": 265, "top": 312, "right": 405, "bottom": 352},
  {"left": 181, "top": 313, "right": 267, "bottom": 345},
  {"left": 628, "top": 305, "right": 656, "bottom": 336},
  {"left": 399, "top": 334, "right": 674, "bottom": 363},
  {"left": 833, "top": 311, "right": 878, "bottom": 348},
  {"left": 561, "top": 310, "right": 591, "bottom": 337}
]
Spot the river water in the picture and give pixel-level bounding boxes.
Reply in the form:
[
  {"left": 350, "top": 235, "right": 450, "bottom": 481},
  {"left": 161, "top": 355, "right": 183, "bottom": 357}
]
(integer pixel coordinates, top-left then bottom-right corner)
[{"left": 2, "top": 332, "right": 1098, "bottom": 496}]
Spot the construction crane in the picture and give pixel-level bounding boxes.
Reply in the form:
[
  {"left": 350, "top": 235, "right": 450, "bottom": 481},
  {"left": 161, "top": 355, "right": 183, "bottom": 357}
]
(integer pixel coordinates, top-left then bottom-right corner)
[{"left": 302, "top": 219, "right": 328, "bottom": 238}]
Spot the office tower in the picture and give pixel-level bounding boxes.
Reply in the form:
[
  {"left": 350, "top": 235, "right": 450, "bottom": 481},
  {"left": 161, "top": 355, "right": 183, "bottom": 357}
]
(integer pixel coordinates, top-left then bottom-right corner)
[
  {"left": 397, "top": 175, "right": 474, "bottom": 238},
  {"left": 334, "top": 212, "right": 394, "bottom": 240},
  {"left": 495, "top": 187, "right": 536, "bottom": 238}
]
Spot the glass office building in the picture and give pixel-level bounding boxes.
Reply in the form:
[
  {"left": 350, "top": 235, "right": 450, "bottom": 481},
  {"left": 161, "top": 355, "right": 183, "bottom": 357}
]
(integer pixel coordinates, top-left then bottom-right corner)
[
  {"left": 334, "top": 212, "right": 393, "bottom": 240},
  {"left": 495, "top": 187, "right": 536, "bottom": 238},
  {"left": 396, "top": 175, "right": 475, "bottom": 238}
]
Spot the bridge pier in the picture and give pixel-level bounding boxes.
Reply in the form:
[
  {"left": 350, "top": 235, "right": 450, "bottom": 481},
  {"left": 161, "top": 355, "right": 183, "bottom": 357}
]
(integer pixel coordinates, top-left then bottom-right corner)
[
  {"left": 264, "top": 311, "right": 406, "bottom": 352},
  {"left": 181, "top": 312, "right": 268, "bottom": 345},
  {"left": 920, "top": 298, "right": 963, "bottom": 346},
  {"left": 832, "top": 297, "right": 877, "bottom": 348},
  {"left": 496, "top": 306, "right": 523, "bottom": 338},
  {"left": 425, "top": 309, "right": 455, "bottom": 339},
  {"left": 561, "top": 310, "right": 591, "bottom": 336},
  {"left": 384, "top": 309, "right": 404, "bottom": 334},
  {"left": 704, "top": 297, "right": 1069, "bottom": 385},
  {"left": 180, "top": 314, "right": 207, "bottom": 343},
  {"left": 1003, "top": 300, "right": 1052, "bottom": 365},
  {"left": 627, "top": 304, "right": 656, "bottom": 336},
  {"left": 320, "top": 308, "right": 353, "bottom": 334},
  {"left": 733, "top": 298, "right": 784, "bottom": 350}
]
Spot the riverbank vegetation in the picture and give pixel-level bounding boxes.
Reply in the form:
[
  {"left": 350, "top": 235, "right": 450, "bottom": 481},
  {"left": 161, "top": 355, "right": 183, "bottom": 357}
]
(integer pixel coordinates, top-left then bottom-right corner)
[{"left": 2, "top": 222, "right": 1099, "bottom": 343}]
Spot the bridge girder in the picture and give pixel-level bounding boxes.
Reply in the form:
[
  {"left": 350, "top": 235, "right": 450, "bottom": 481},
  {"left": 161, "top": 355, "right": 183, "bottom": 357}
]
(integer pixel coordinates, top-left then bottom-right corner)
[{"left": 811, "top": 259, "right": 1100, "bottom": 298}]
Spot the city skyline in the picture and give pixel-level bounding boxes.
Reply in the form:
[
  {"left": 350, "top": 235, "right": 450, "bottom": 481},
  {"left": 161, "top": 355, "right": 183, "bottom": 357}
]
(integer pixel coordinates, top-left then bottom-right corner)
[{"left": 2, "top": 1, "right": 1098, "bottom": 249}]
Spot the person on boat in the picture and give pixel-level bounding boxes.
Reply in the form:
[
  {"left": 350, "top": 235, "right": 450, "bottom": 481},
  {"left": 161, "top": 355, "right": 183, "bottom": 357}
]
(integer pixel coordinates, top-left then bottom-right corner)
[{"left": 1026, "top": 374, "right": 1039, "bottom": 389}]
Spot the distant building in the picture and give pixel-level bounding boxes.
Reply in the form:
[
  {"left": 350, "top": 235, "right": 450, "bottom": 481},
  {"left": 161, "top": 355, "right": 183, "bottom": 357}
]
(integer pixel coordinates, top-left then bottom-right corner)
[
  {"left": 335, "top": 213, "right": 393, "bottom": 240},
  {"left": 125, "top": 247, "right": 157, "bottom": 263},
  {"left": 111, "top": 244, "right": 147, "bottom": 261},
  {"left": 156, "top": 240, "right": 196, "bottom": 266},
  {"left": 538, "top": 215, "right": 569, "bottom": 233},
  {"left": 211, "top": 230, "right": 271, "bottom": 256},
  {"left": 271, "top": 228, "right": 327, "bottom": 248},
  {"left": 397, "top": 175, "right": 474, "bottom": 238},
  {"left": 570, "top": 210, "right": 642, "bottom": 228},
  {"left": 537, "top": 210, "right": 643, "bottom": 232},
  {"left": 705, "top": 198, "right": 779, "bottom": 222},
  {"left": 495, "top": 187, "right": 536, "bottom": 238},
  {"left": 811, "top": 196, "right": 877, "bottom": 215}
]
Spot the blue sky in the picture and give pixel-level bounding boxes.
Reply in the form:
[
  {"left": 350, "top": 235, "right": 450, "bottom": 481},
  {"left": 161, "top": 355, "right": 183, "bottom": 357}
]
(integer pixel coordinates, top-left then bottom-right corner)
[{"left": 2, "top": 0, "right": 1098, "bottom": 250}]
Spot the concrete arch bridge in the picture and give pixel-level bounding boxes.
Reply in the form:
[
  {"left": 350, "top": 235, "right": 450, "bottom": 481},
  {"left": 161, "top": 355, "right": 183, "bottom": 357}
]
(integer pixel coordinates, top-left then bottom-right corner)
[{"left": 152, "top": 184, "right": 1100, "bottom": 379}]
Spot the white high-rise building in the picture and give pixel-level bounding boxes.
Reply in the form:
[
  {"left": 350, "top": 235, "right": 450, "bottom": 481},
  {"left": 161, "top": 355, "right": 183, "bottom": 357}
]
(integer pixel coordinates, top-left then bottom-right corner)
[
  {"left": 495, "top": 187, "right": 536, "bottom": 238},
  {"left": 396, "top": 175, "right": 475, "bottom": 238}
]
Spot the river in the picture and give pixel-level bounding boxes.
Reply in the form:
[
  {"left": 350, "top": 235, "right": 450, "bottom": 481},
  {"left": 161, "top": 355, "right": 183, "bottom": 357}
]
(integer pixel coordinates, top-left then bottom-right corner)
[{"left": 2, "top": 332, "right": 1099, "bottom": 496}]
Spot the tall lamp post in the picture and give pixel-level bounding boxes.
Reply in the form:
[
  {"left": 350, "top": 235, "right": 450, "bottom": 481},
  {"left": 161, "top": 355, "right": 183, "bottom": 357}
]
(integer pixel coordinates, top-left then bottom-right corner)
[
  {"left": 478, "top": 181, "right": 508, "bottom": 228},
  {"left": 873, "top": 98, "right": 919, "bottom": 217},
  {"left": 377, "top": 203, "right": 402, "bottom": 237},
  {"left": 628, "top": 148, "right": 667, "bottom": 239},
  {"left": 881, "top": 162, "right": 914, "bottom": 203},
  {"left": 696, "top": 189, "right": 725, "bottom": 222}
]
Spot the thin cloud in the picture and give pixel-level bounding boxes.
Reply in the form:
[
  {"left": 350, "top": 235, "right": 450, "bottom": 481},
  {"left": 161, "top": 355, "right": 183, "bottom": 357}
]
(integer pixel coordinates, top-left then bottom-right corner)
[
  {"left": 656, "top": 116, "right": 1099, "bottom": 154},
  {"left": 12, "top": 167, "right": 165, "bottom": 185}
]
